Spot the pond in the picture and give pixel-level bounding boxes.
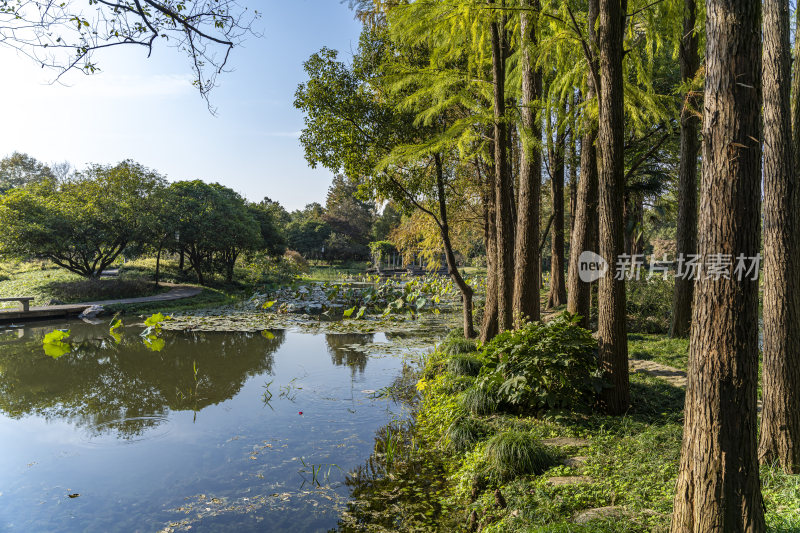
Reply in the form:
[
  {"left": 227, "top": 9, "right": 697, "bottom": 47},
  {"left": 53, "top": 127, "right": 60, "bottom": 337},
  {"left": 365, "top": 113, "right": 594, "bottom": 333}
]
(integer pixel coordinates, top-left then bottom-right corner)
[{"left": 0, "top": 319, "right": 436, "bottom": 532}]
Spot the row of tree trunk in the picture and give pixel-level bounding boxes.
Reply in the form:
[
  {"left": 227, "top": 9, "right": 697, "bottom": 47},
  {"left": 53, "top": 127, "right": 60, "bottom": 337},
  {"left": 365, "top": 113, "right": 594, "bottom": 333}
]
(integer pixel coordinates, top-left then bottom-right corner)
[{"left": 477, "top": 0, "right": 800, "bottom": 527}]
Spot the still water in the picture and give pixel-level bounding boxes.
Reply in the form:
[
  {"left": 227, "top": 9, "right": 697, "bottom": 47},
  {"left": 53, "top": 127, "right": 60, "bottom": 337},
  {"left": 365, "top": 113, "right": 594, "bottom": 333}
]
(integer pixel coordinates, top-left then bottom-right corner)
[{"left": 0, "top": 319, "right": 430, "bottom": 532}]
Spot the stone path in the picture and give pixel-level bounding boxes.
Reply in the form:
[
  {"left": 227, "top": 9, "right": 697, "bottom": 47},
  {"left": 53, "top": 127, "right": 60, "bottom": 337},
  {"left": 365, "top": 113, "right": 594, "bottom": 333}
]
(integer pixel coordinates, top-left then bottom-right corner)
[{"left": 629, "top": 359, "right": 687, "bottom": 387}]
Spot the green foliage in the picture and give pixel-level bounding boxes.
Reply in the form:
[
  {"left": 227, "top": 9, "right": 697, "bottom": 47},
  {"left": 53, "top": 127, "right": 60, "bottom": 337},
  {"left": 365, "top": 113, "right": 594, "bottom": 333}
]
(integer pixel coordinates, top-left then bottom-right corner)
[
  {"left": 626, "top": 278, "right": 674, "bottom": 333},
  {"left": 440, "top": 333, "right": 478, "bottom": 356},
  {"left": 485, "top": 431, "right": 553, "bottom": 480},
  {"left": 445, "top": 416, "right": 485, "bottom": 452},
  {"left": 42, "top": 329, "right": 71, "bottom": 358},
  {"left": 460, "top": 386, "right": 499, "bottom": 416},
  {"left": 446, "top": 354, "right": 482, "bottom": 377},
  {"left": 165, "top": 180, "right": 262, "bottom": 284},
  {"left": 0, "top": 160, "right": 165, "bottom": 277},
  {"left": 0, "top": 152, "right": 54, "bottom": 193},
  {"left": 628, "top": 333, "right": 689, "bottom": 371},
  {"left": 477, "top": 314, "right": 599, "bottom": 411}
]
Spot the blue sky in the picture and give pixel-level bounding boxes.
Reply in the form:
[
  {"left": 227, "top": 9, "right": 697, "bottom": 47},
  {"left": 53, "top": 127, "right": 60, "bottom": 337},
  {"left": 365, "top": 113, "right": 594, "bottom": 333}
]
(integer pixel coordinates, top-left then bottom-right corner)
[{"left": 0, "top": 1, "right": 363, "bottom": 211}]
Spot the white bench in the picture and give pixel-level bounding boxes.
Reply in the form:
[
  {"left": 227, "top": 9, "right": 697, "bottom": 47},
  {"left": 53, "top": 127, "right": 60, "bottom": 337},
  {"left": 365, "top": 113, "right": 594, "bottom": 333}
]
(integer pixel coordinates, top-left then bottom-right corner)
[{"left": 0, "top": 297, "right": 34, "bottom": 312}]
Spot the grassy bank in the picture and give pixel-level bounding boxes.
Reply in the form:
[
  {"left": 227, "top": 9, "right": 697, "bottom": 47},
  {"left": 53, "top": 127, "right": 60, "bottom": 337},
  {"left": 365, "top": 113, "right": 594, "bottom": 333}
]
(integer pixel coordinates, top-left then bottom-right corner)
[{"left": 339, "top": 332, "right": 800, "bottom": 532}]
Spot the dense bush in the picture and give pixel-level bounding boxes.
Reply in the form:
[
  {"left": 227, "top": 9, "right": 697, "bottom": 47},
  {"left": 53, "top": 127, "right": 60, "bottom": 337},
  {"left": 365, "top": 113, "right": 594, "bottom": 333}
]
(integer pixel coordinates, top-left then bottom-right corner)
[
  {"left": 476, "top": 313, "right": 599, "bottom": 412},
  {"left": 283, "top": 250, "right": 310, "bottom": 273},
  {"left": 626, "top": 277, "right": 673, "bottom": 333}
]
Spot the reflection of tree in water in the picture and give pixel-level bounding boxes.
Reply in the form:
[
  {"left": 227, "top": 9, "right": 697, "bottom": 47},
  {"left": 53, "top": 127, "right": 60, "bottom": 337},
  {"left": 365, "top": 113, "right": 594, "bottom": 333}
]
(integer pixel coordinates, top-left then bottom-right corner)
[
  {"left": 335, "top": 419, "right": 458, "bottom": 532},
  {"left": 325, "top": 333, "right": 373, "bottom": 375},
  {"left": 0, "top": 323, "right": 285, "bottom": 438}
]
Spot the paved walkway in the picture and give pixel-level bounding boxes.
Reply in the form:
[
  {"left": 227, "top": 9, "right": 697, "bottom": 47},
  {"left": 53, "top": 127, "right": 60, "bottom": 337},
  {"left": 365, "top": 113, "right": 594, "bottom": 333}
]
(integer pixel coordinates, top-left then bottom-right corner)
[
  {"left": 0, "top": 283, "right": 203, "bottom": 322},
  {"left": 75, "top": 283, "right": 203, "bottom": 307}
]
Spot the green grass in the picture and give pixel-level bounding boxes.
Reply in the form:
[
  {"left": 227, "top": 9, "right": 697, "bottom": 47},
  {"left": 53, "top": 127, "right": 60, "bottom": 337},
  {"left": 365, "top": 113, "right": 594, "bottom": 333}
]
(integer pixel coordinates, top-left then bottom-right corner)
[
  {"left": 0, "top": 259, "right": 255, "bottom": 313},
  {"left": 347, "top": 341, "right": 800, "bottom": 532},
  {"left": 628, "top": 333, "right": 690, "bottom": 370},
  {"left": 485, "top": 431, "right": 554, "bottom": 480}
]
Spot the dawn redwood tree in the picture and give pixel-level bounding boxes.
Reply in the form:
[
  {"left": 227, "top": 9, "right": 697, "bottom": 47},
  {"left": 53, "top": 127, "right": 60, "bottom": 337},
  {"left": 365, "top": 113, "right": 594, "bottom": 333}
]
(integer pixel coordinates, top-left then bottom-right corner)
[
  {"left": 759, "top": 0, "right": 800, "bottom": 474},
  {"left": 546, "top": 109, "right": 567, "bottom": 309},
  {"left": 669, "top": 0, "right": 700, "bottom": 338},
  {"left": 596, "top": 0, "right": 629, "bottom": 413},
  {"left": 512, "top": 0, "right": 542, "bottom": 324},
  {"left": 670, "top": 0, "right": 765, "bottom": 527},
  {"left": 566, "top": 0, "right": 599, "bottom": 330},
  {"left": 489, "top": 0, "right": 515, "bottom": 332}
]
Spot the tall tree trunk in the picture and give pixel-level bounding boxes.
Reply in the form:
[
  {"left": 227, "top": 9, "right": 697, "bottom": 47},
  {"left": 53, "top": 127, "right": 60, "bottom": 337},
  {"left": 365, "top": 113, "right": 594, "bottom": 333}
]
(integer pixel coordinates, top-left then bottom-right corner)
[
  {"left": 670, "top": 0, "right": 765, "bottom": 527},
  {"left": 434, "top": 154, "right": 476, "bottom": 338},
  {"left": 759, "top": 0, "right": 800, "bottom": 474},
  {"left": 489, "top": 1, "right": 515, "bottom": 333},
  {"left": 596, "top": 0, "right": 629, "bottom": 414},
  {"left": 567, "top": 0, "right": 599, "bottom": 330},
  {"left": 670, "top": 0, "right": 700, "bottom": 338},
  {"left": 155, "top": 242, "right": 162, "bottom": 286},
  {"left": 513, "top": 0, "right": 542, "bottom": 324},
  {"left": 547, "top": 118, "right": 567, "bottom": 308},
  {"left": 481, "top": 161, "right": 499, "bottom": 342},
  {"left": 568, "top": 94, "right": 579, "bottom": 236}
]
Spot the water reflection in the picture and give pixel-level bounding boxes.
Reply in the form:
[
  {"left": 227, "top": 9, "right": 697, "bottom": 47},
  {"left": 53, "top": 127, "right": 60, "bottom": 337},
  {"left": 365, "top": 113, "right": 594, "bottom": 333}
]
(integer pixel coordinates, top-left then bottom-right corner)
[
  {"left": 326, "top": 333, "right": 373, "bottom": 375},
  {"left": 0, "top": 322, "right": 285, "bottom": 438}
]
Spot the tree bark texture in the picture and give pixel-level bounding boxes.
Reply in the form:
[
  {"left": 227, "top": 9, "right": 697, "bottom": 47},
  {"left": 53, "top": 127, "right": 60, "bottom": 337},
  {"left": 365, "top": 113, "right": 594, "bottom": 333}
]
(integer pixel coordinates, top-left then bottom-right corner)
[
  {"left": 547, "top": 120, "right": 567, "bottom": 308},
  {"left": 434, "top": 154, "right": 477, "bottom": 339},
  {"left": 670, "top": 0, "right": 765, "bottom": 527},
  {"left": 759, "top": 0, "right": 800, "bottom": 474},
  {"left": 489, "top": 3, "right": 515, "bottom": 333},
  {"left": 567, "top": 0, "right": 599, "bottom": 330},
  {"left": 670, "top": 0, "right": 700, "bottom": 338},
  {"left": 512, "top": 0, "right": 542, "bottom": 324},
  {"left": 481, "top": 160, "right": 499, "bottom": 342},
  {"left": 596, "top": 0, "right": 629, "bottom": 414}
]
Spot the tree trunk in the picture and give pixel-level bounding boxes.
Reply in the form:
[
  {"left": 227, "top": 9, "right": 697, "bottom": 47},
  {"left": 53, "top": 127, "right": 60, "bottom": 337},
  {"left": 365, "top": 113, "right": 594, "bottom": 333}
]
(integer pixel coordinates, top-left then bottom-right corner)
[
  {"left": 512, "top": 0, "right": 542, "bottom": 324},
  {"left": 547, "top": 118, "right": 567, "bottom": 309},
  {"left": 596, "top": 0, "right": 629, "bottom": 414},
  {"left": 481, "top": 160, "right": 499, "bottom": 342},
  {"left": 489, "top": 1, "right": 515, "bottom": 332},
  {"left": 434, "top": 154, "right": 476, "bottom": 338},
  {"left": 670, "top": 0, "right": 765, "bottom": 526},
  {"left": 155, "top": 243, "right": 162, "bottom": 286},
  {"left": 759, "top": 0, "right": 800, "bottom": 474},
  {"left": 568, "top": 94, "right": 579, "bottom": 236},
  {"left": 670, "top": 0, "right": 700, "bottom": 338},
  {"left": 566, "top": 0, "right": 599, "bottom": 330}
]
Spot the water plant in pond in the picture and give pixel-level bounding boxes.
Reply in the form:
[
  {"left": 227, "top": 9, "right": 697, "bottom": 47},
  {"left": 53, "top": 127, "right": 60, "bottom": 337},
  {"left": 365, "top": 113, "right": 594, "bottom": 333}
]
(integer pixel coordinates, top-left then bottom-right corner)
[
  {"left": 109, "top": 317, "right": 123, "bottom": 343},
  {"left": 298, "top": 457, "right": 342, "bottom": 487},
  {"left": 42, "top": 329, "right": 71, "bottom": 358},
  {"left": 141, "top": 312, "right": 172, "bottom": 352}
]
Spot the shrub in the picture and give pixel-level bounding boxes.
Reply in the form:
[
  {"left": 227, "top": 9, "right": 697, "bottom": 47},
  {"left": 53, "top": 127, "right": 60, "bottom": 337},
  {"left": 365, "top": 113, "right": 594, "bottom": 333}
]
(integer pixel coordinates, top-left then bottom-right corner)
[
  {"left": 477, "top": 313, "right": 599, "bottom": 412},
  {"left": 485, "top": 431, "right": 553, "bottom": 479},
  {"left": 283, "top": 250, "right": 310, "bottom": 273},
  {"left": 446, "top": 354, "right": 483, "bottom": 377},
  {"left": 460, "top": 386, "right": 500, "bottom": 416},
  {"left": 440, "top": 329, "right": 478, "bottom": 355},
  {"left": 626, "top": 277, "right": 673, "bottom": 333},
  {"left": 445, "top": 416, "right": 486, "bottom": 452}
]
